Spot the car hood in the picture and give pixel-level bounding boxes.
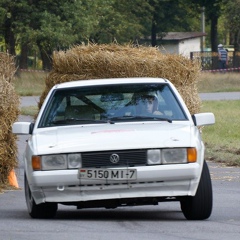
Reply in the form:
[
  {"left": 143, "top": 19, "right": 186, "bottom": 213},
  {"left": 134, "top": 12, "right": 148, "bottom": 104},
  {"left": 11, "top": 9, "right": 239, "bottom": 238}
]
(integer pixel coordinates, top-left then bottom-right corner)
[{"left": 33, "top": 122, "right": 194, "bottom": 154}]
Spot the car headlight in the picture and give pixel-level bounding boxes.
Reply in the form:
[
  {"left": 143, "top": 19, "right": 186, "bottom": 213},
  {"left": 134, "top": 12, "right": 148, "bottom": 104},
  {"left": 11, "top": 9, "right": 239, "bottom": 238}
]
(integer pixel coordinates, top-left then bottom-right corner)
[
  {"left": 147, "top": 148, "right": 197, "bottom": 165},
  {"left": 147, "top": 149, "right": 161, "bottom": 165},
  {"left": 68, "top": 154, "right": 82, "bottom": 169},
  {"left": 42, "top": 155, "right": 67, "bottom": 170},
  {"left": 32, "top": 153, "right": 82, "bottom": 170},
  {"left": 162, "top": 148, "right": 187, "bottom": 164}
]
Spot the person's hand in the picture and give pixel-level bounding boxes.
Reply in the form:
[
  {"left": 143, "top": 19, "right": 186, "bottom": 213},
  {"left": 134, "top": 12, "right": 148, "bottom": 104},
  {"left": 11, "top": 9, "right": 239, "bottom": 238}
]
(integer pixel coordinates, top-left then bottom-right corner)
[{"left": 153, "top": 110, "right": 163, "bottom": 115}]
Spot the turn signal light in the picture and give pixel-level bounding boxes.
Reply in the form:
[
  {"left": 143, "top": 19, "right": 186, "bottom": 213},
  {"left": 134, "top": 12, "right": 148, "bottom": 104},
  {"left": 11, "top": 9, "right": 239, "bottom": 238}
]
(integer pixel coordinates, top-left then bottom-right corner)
[
  {"left": 187, "top": 148, "right": 197, "bottom": 163},
  {"left": 32, "top": 156, "right": 41, "bottom": 170}
]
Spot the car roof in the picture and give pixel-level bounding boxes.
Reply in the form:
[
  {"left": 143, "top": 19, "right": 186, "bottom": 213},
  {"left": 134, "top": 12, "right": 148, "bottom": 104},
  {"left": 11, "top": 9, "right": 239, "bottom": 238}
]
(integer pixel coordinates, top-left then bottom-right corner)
[{"left": 54, "top": 77, "right": 169, "bottom": 89}]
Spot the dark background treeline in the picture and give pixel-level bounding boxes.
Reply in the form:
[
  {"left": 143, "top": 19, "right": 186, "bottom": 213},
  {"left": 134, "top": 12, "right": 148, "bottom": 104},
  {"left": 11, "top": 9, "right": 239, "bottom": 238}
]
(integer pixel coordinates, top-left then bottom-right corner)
[{"left": 0, "top": 0, "right": 239, "bottom": 70}]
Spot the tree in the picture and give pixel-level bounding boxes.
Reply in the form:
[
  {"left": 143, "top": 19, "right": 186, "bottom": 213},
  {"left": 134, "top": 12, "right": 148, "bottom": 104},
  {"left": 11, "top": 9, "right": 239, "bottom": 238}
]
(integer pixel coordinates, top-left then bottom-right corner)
[
  {"left": 0, "top": 0, "right": 24, "bottom": 55},
  {"left": 1, "top": 0, "right": 234, "bottom": 70},
  {"left": 148, "top": 0, "right": 200, "bottom": 46},
  {"left": 87, "top": 0, "right": 153, "bottom": 44},
  {"left": 223, "top": 0, "right": 240, "bottom": 51},
  {"left": 28, "top": 0, "right": 81, "bottom": 70},
  {"left": 0, "top": 0, "right": 98, "bottom": 70},
  {"left": 191, "top": 0, "right": 225, "bottom": 51}
]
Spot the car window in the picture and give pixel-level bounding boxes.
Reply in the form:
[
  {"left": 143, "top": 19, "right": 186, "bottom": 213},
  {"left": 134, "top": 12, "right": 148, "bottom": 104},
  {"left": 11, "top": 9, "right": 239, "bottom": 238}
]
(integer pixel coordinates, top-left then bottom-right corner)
[{"left": 38, "top": 83, "right": 187, "bottom": 128}]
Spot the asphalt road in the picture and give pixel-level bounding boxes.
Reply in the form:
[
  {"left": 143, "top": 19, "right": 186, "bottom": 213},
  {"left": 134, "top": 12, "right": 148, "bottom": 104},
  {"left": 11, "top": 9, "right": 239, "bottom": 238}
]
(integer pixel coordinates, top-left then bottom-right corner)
[
  {"left": 0, "top": 94, "right": 239, "bottom": 240},
  {"left": 199, "top": 92, "right": 240, "bottom": 101}
]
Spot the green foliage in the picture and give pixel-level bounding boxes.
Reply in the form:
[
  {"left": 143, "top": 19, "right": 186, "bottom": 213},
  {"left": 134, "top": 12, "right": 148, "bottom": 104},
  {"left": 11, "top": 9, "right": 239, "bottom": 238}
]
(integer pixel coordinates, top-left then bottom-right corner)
[
  {"left": 224, "top": 0, "right": 240, "bottom": 32},
  {"left": 222, "top": 0, "right": 240, "bottom": 50},
  {"left": 190, "top": 0, "right": 225, "bottom": 50},
  {"left": 87, "top": 0, "right": 153, "bottom": 43},
  {"left": 191, "top": 0, "right": 224, "bottom": 19},
  {"left": 149, "top": 0, "right": 199, "bottom": 33},
  {"left": 0, "top": 0, "right": 204, "bottom": 50},
  {"left": 0, "top": 0, "right": 238, "bottom": 67}
]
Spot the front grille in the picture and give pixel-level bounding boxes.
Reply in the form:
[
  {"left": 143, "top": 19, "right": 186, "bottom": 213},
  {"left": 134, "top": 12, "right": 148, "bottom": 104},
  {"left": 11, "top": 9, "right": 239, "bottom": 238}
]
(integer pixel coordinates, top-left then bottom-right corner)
[{"left": 82, "top": 150, "right": 147, "bottom": 168}]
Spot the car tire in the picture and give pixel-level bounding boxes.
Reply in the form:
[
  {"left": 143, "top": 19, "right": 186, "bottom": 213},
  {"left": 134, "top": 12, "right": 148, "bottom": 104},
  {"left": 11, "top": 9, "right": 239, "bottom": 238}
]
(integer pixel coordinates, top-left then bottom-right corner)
[
  {"left": 180, "top": 161, "right": 213, "bottom": 220},
  {"left": 24, "top": 174, "right": 58, "bottom": 219}
]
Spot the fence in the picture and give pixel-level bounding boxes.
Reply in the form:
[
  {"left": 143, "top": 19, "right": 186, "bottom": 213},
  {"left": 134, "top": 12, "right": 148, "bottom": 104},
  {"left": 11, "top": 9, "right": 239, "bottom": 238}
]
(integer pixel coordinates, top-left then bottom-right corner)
[{"left": 190, "top": 51, "right": 240, "bottom": 72}]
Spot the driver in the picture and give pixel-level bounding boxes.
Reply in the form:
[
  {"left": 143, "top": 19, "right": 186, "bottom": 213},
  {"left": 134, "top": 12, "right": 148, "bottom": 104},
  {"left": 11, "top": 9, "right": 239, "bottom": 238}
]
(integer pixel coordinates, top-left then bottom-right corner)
[{"left": 133, "top": 92, "right": 162, "bottom": 115}]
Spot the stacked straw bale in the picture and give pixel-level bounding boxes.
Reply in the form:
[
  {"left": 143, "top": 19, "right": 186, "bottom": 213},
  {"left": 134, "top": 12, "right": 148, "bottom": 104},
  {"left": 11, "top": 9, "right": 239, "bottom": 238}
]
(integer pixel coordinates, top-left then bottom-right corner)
[
  {"left": 0, "top": 53, "right": 19, "bottom": 190},
  {"left": 39, "top": 44, "right": 201, "bottom": 114}
]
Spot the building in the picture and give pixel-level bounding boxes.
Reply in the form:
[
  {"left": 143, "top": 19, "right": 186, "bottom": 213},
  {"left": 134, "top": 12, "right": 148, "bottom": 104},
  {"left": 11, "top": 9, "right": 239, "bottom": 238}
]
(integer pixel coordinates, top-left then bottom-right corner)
[{"left": 140, "top": 32, "right": 207, "bottom": 58}]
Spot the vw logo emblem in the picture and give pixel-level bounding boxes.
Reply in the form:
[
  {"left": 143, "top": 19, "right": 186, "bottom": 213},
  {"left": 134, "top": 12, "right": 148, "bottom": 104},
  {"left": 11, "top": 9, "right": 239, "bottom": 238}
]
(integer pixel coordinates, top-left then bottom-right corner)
[{"left": 110, "top": 154, "right": 120, "bottom": 164}]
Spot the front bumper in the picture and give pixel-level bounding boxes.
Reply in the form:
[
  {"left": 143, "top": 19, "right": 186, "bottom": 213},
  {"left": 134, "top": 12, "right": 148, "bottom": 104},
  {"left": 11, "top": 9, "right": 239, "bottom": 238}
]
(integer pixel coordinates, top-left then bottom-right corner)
[{"left": 29, "top": 163, "right": 202, "bottom": 204}]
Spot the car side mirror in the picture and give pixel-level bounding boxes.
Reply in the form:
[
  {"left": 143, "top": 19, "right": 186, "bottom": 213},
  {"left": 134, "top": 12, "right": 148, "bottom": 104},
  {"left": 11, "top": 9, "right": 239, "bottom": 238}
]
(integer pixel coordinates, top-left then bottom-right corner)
[
  {"left": 192, "top": 113, "right": 215, "bottom": 126},
  {"left": 29, "top": 122, "right": 35, "bottom": 134},
  {"left": 12, "top": 122, "right": 34, "bottom": 135}
]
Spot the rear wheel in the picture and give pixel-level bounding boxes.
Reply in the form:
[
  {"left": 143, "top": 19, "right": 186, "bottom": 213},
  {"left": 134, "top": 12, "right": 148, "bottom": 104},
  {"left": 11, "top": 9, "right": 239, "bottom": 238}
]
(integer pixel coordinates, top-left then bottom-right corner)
[
  {"left": 24, "top": 174, "right": 58, "bottom": 219},
  {"left": 180, "top": 161, "right": 213, "bottom": 220}
]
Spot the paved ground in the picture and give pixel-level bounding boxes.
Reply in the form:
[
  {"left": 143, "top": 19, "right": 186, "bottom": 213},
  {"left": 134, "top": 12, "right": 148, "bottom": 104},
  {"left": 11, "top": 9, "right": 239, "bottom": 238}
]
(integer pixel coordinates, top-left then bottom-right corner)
[
  {"left": 20, "top": 96, "right": 40, "bottom": 107},
  {"left": 199, "top": 92, "right": 240, "bottom": 101}
]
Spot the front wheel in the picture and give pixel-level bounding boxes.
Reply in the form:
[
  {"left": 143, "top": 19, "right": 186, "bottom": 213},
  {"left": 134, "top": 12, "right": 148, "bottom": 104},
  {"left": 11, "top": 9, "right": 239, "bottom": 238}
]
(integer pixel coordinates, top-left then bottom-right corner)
[
  {"left": 24, "top": 174, "right": 58, "bottom": 219},
  {"left": 180, "top": 161, "right": 213, "bottom": 220}
]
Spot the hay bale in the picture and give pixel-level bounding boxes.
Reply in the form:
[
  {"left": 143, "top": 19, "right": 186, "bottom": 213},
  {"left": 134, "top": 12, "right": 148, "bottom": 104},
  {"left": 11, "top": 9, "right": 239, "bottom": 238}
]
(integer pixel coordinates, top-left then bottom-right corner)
[
  {"left": 0, "top": 52, "right": 16, "bottom": 83},
  {"left": 39, "top": 43, "right": 201, "bottom": 114},
  {"left": 0, "top": 80, "right": 20, "bottom": 139},
  {"left": 0, "top": 53, "right": 19, "bottom": 190}
]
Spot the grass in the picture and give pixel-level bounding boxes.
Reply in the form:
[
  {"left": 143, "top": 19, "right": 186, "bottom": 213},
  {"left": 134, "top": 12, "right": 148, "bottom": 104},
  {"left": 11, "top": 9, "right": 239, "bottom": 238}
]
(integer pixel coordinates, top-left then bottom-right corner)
[
  {"left": 21, "top": 106, "right": 39, "bottom": 116},
  {"left": 201, "top": 101, "right": 240, "bottom": 166},
  {"left": 14, "top": 71, "right": 240, "bottom": 167},
  {"left": 198, "top": 72, "right": 240, "bottom": 93},
  {"left": 14, "top": 71, "right": 47, "bottom": 96}
]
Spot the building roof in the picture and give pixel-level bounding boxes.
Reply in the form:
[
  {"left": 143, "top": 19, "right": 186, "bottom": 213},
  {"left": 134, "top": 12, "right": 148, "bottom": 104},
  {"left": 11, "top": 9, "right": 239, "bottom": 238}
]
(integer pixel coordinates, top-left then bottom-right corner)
[{"left": 161, "top": 32, "right": 207, "bottom": 41}]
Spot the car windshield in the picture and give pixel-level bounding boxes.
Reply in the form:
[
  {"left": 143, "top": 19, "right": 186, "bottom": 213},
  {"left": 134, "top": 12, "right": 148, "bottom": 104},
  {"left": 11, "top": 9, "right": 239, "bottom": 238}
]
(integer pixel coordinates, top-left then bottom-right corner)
[{"left": 38, "top": 83, "right": 187, "bottom": 128}]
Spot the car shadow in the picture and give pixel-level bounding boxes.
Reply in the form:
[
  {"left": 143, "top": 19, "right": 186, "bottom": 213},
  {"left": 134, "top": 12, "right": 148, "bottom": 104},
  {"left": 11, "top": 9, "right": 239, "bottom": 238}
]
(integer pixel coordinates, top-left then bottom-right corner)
[{"left": 54, "top": 205, "right": 185, "bottom": 221}]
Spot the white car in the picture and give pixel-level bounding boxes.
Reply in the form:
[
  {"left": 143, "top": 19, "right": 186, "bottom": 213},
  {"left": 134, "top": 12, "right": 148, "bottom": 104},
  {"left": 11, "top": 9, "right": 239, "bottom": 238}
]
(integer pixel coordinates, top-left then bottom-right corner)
[{"left": 13, "top": 77, "right": 215, "bottom": 220}]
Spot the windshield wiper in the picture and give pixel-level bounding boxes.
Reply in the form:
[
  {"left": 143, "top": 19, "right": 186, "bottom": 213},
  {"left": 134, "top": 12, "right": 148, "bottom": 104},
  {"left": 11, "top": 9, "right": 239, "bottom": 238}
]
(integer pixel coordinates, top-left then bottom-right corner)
[
  {"left": 50, "top": 118, "right": 115, "bottom": 125},
  {"left": 110, "top": 115, "right": 172, "bottom": 123}
]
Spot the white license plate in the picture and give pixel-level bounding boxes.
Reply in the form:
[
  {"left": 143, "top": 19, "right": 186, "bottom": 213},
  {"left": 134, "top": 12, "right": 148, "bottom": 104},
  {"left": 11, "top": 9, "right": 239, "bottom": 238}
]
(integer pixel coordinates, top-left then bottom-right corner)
[{"left": 79, "top": 168, "right": 137, "bottom": 180}]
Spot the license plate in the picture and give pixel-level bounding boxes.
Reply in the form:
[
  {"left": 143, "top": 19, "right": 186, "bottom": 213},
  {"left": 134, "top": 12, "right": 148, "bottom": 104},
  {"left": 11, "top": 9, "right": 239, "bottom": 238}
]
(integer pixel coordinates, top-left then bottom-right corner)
[{"left": 79, "top": 168, "right": 137, "bottom": 180}]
